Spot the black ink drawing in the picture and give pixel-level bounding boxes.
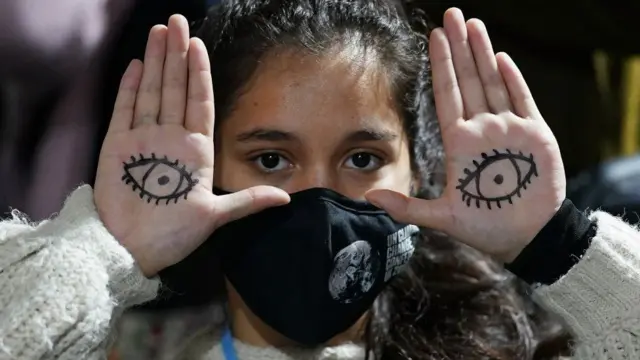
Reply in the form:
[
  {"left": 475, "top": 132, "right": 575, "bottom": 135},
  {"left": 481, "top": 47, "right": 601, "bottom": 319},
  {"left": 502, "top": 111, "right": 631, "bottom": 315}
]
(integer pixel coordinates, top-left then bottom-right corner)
[
  {"left": 122, "top": 153, "right": 199, "bottom": 205},
  {"left": 456, "top": 149, "right": 538, "bottom": 209}
]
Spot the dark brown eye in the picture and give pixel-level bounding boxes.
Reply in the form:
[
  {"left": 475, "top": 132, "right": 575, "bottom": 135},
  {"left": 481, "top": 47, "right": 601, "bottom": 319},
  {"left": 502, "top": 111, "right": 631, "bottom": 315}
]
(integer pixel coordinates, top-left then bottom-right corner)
[
  {"left": 345, "top": 152, "right": 381, "bottom": 171},
  {"left": 253, "top": 153, "right": 291, "bottom": 173},
  {"left": 260, "top": 153, "right": 281, "bottom": 169},
  {"left": 351, "top": 153, "right": 371, "bottom": 168}
]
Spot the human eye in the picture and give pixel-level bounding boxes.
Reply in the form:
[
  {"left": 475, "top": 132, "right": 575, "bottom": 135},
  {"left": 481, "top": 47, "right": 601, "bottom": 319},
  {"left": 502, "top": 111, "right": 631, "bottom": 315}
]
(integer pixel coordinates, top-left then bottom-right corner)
[
  {"left": 251, "top": 152, "right": 293, "bottom": 173},
  {"left": 343, "top": 152, "right": 383, "bottom": 171}
]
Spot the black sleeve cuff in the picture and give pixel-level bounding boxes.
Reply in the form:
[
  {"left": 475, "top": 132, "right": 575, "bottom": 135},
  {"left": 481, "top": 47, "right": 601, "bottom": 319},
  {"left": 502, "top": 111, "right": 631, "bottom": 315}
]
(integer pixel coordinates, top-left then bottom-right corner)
[{"left": 505, "top": 199, "right": 597, "bottom": 285}]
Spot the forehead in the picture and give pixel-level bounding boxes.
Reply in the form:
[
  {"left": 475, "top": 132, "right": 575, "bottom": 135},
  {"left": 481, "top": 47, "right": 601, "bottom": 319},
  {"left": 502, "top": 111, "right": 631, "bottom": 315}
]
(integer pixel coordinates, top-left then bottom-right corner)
[{"left": 221, "top": 49, "right": 404, "bottom": 136}]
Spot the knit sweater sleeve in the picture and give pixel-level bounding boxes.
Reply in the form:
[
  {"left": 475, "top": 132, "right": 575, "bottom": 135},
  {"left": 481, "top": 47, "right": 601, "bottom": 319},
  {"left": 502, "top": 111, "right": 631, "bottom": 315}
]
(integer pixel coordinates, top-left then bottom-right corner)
[
  {"left": 0, "top": 185, "right": 159, "bottom": 360},
  {"left": 534, "top": 211, "right": 640, "bottom": 359}
]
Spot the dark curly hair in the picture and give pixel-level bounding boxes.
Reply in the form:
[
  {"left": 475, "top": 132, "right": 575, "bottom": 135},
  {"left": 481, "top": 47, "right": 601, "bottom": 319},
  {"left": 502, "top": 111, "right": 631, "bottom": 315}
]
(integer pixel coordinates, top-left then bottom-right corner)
[{"left": 191, "top": 0, "right": 574, "bottom": 358}]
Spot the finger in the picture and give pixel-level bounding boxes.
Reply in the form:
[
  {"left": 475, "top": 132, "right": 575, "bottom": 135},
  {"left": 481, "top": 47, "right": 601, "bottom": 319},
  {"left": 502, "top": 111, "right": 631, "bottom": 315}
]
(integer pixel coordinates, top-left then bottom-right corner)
[
  {"left": 133, "top": 25, "right": 168, "bottom": 128},
  {"left": 429, "top": 28, "right": 464, "bottom": 132},
  {"left": 365, "top": 189, "right": 452, "bottom": 231},
  {"left": 108, "top": 60, "right": 143, "bottom": 134},
  {"left": 443, "top": 8, "right": 488, "bottom": 118},
  {"left": 466, "top": 19, "right": 511, "bottom": 113},
  {"left": 212, "top": 186, "right": 290, "bottom": 228},
  {"left": 185, "top": 37, "right": 215, "bottom": 137},
  {"left": 159, "top": 15, "right": 190, "bottom": 126},
  {"left": 496, "top": 52, "right": 542, "bottom": 119}
]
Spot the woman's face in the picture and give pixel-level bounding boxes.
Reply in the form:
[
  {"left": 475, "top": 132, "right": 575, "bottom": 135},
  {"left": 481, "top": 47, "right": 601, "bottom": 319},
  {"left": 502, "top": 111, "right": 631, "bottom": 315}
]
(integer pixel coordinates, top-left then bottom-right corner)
[{"left": 214, "top": 50, "right": 413, "bottom": 198}]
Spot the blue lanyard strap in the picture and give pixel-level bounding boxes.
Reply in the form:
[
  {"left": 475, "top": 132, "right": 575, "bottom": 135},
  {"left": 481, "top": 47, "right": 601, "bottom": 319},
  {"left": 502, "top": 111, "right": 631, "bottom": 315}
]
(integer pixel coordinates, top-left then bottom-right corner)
[{"left": 221, "top": 327, "right": 238, "bottom": 360}]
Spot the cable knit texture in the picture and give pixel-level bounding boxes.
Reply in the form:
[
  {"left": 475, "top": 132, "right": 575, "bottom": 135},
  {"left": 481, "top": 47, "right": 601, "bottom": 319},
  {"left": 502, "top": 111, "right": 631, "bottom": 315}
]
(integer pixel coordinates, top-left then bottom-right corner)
[
  {"left": 0, "top": 186, "right": 159, "bottom": 360},
  {"left": 535, "top": 211, "right": 640, "bottom": 359},
  {"left": 1, "top": 185, "right": 640, "bottom": 360}
]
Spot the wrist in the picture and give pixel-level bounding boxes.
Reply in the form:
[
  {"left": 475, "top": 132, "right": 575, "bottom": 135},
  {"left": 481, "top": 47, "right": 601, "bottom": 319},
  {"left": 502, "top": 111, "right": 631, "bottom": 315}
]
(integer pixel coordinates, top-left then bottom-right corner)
[
  {"left": 505, "top": 199, "right": 596, "bottom": 285},
  {"left": 51, "top": 185, "right": 160, "bottom": 305}
]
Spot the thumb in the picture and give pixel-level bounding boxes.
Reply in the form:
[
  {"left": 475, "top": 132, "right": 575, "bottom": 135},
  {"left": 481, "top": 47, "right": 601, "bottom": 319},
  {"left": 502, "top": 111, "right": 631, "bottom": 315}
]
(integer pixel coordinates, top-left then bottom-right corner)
[
  {"left": 211, "top": 185, "right": 290, "bottom": 228},
  {"left": 365, "top": 189, "right": 451, "bottom": 231}
]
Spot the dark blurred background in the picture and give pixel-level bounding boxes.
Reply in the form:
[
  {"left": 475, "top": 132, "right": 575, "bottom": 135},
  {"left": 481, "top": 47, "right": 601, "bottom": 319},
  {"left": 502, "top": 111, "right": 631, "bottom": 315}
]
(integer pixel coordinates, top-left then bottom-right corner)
[{"left": 1, "top": 1, "right": 638, "bottom": 359}]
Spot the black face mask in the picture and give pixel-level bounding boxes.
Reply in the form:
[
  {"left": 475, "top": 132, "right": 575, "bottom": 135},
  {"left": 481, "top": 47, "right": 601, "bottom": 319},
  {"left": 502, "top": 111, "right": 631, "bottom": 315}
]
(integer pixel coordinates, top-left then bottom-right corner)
[{"left": 211, "top": 187, "right": 420, "bottom": 346}]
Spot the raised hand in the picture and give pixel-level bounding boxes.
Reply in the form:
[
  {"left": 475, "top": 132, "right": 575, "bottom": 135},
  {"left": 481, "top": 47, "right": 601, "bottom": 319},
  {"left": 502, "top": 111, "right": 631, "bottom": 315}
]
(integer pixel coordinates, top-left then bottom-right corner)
[
  {"left": 94, "top": 15, "right": 289, "bottom": 276},
  {"left": 366, "top": 8, "right": 566, "bottom": 263}
]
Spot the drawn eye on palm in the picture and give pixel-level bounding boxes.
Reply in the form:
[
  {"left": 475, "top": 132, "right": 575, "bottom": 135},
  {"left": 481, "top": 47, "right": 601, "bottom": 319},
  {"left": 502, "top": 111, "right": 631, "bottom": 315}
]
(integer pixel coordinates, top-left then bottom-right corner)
[
  {"left": 452, "top": 149, "right": 538, "bottom": 210},
  {"left": 121, "top": 153, "right": 199, "bottom": 205}
]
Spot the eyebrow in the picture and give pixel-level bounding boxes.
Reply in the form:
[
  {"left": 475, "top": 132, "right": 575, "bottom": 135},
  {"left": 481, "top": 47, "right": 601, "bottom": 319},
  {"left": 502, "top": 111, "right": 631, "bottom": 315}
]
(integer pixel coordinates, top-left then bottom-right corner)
[
  {"left": 345, "top": 128, "right": 398, "bottom": 142},
  {"left": 236, "top": 129, "right": 298, "bottom": 142},
  {"left": 235, "top": 127, "right": 398, "bottom": 143}
]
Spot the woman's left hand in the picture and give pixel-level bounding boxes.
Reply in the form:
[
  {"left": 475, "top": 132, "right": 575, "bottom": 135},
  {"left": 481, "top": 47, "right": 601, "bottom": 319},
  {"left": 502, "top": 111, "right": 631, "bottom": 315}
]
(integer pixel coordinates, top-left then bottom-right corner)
[{"left": 366, "top": 8, "right": 566, "bottom": 263}]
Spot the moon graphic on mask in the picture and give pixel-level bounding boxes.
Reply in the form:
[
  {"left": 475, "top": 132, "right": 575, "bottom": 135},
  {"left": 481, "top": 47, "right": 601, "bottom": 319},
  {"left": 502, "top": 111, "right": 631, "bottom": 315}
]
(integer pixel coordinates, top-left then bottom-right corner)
[{"left": 328, "top": 241, "right": 380, "bottom": 304}]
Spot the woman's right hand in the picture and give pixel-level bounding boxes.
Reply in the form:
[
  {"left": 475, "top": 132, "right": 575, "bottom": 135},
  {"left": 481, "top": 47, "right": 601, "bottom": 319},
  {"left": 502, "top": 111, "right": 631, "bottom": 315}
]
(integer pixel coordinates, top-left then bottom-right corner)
[{"left": 93, "top": 15, "right": 290, "bottom": 277}]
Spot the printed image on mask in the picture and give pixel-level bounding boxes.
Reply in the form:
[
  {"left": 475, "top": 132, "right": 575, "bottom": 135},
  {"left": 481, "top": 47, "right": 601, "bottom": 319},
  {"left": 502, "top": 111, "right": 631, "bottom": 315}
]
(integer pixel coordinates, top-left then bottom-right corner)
[
  {"left": 211, "top": 187, "right": 420, "bottom": 345},
  {"left": 328, "top": 240, "right": 380, "bottom": 304}
]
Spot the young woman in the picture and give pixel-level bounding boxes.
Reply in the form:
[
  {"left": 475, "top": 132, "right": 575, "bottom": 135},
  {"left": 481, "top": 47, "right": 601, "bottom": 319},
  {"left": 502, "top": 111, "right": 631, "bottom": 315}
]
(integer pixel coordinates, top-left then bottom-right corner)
[{"left": 1, "top": 0, "right": 639, "bottom": 359}]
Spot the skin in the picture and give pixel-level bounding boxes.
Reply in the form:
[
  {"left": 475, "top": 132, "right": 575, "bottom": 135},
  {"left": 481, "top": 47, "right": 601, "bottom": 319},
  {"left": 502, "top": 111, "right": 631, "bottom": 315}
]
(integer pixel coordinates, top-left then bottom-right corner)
[
  {"left": 214, "top": 49, "right": 414, "bottom": 346},
  {"left": 96, "top": 4, "right": 565, "bottom": 351},
  {"left": 214, "top": 50, "right": 413, "bottom": 197}
]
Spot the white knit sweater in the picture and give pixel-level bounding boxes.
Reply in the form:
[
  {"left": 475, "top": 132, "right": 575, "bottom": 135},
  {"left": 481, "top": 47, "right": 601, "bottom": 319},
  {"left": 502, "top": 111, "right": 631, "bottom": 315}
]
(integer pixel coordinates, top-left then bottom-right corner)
[{"left": 1, "top": 186, "right": 640, "bottom": 360}]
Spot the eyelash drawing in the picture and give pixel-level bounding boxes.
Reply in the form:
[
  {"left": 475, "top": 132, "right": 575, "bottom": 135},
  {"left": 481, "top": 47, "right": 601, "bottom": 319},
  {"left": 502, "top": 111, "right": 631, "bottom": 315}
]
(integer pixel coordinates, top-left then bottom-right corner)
[
  {"left": 455, "top": 149, "right": 538, "bottom": 210},
  {"left": 121, "top": 153, "right": 199, "bottom": 205}
]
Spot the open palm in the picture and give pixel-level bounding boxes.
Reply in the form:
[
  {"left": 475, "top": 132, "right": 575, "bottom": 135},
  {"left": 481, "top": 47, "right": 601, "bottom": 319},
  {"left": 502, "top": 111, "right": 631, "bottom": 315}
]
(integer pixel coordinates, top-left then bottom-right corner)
[
  {"left": 94, "top": 16, "right": 289, "bottom": 276},
  {"left": 367, "top": 9, "right": 565, "bottom": 262}
]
